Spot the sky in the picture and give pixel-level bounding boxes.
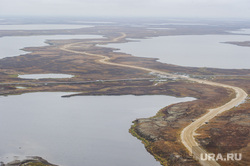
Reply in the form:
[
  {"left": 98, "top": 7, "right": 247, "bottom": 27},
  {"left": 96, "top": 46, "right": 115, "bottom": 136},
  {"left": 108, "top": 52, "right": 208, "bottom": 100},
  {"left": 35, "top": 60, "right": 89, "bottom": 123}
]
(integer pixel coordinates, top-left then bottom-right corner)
[{"left": 0, "top": 0, "right": 250, "bottom": 19}]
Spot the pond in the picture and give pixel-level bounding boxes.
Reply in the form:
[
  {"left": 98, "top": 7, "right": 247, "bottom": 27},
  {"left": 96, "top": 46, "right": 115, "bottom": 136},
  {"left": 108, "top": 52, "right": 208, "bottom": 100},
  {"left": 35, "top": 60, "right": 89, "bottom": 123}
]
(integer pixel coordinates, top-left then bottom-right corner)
[{"left": 18, "top": 74, "right": 74, "bottom": 79}]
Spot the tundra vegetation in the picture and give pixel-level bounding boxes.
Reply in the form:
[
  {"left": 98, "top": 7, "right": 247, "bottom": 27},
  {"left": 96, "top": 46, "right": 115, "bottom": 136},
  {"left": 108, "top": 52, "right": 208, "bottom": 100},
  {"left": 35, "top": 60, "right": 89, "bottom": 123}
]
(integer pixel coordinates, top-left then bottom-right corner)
[{"left": 1, "top": 20, "right": 250, "bottom": 165}]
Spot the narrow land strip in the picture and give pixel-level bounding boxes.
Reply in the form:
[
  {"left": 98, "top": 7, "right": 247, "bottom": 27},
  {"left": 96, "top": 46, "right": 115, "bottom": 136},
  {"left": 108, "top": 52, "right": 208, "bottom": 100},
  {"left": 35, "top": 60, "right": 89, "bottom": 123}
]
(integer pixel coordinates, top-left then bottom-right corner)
[{"left": 60, "top": 33, "right": 248, "bottom": 166}]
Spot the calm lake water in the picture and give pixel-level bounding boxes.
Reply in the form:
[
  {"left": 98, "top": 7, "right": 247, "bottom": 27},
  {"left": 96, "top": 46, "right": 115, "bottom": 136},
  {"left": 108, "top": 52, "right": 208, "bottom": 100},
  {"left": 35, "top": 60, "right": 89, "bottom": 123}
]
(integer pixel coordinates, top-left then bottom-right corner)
[
  {"left": 0, "top": 92, "right": 193, "bottom": 166},
  {"left": 104, "top": 35, "right": 250, "bottom": 69},
  {"left": 0, "top": 35, "right": 103, "bottom": 59},
  {"left": 18, "top": 74, "right": 74, "bottom": 79}
]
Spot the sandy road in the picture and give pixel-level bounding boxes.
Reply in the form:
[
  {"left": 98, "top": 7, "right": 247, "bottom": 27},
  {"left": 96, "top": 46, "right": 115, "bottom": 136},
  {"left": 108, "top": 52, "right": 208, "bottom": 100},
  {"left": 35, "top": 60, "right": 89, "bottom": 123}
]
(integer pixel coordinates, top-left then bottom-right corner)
[
  {"left": 60, "top": 33, "right": 248, "bottom": 166},
  {"left": 181, "top": 78, "right": 247, "bottom": 166}
]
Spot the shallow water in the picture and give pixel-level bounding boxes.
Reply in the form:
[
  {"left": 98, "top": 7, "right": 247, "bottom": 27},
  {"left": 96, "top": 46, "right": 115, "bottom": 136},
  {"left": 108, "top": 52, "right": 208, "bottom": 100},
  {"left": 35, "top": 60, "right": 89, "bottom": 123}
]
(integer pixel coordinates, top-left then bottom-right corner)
[
  {"left": 0, "top": 92, "right": 194, "bottom": 166},
  {"left": 18, "top": 74, "right": 74, "bottom": 79}
]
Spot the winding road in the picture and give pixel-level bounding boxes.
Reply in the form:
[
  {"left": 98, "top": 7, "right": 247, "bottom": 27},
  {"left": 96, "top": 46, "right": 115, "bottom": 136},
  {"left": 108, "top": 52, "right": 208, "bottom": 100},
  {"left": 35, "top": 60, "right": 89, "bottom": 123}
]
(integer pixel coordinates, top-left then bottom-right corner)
[
  {"left": 60, "top": 33, "right": 248, "bottom": 166},
  {"left": 181, "top": 78, "right": 247, "bottom": 166}
]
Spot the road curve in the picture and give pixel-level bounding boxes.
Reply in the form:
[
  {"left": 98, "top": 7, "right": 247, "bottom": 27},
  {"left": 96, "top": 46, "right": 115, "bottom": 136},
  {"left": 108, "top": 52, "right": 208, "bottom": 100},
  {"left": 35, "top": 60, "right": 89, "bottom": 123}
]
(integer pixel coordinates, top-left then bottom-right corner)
[
  {"left": 60, "top": 33, "right": 248, "bottom": 166},
  {"left": 181, "top": 78, "right": 247, "bottom": 166}
]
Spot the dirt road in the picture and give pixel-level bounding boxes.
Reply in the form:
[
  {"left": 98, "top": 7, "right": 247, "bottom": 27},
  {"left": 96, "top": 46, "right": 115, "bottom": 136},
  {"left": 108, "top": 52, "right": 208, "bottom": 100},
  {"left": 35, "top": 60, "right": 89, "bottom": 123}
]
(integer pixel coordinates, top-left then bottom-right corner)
[
  {"left": 181, "top": 78, "right": 247, "bottom": 166},
  {"left": 60, "top": 33, "right": 248, "bottom": 166}
]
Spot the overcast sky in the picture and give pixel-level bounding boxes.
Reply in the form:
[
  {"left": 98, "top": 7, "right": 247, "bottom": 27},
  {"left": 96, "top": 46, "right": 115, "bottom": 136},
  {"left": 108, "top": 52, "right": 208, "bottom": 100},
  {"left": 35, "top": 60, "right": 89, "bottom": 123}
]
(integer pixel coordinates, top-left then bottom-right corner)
[{"left": 0, "top": 0, "right": 250, "bottom": 18}]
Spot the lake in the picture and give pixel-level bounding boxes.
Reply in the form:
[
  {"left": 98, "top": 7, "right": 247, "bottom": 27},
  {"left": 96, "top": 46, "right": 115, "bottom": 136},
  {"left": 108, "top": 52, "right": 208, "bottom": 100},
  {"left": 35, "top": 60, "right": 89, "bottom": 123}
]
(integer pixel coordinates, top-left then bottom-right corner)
[
  {"left": 104, "top": 35, "right": 250, "bottom": 69},
  {"left": 0, "top": 24, "right": 247, "bottom": 165},
  {"left": 0, "top": 35, "right": 103, "bottom": 59},
  {"left": 1, "top": 25, "right": 250, "bottom": 69},
  {"left": 0, "top": 93, "right": 193, "bottom": 166}
]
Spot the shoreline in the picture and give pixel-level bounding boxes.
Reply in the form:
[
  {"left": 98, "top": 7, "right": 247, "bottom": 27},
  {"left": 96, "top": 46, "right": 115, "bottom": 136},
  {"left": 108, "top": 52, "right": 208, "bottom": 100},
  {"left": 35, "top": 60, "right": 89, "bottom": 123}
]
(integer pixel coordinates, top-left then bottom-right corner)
[
  {"left": 0, "top": 23, "right": 250, "bottom": 166},
  {"left": 61, "top": 33, "right": 247, "bottom": 165}
]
